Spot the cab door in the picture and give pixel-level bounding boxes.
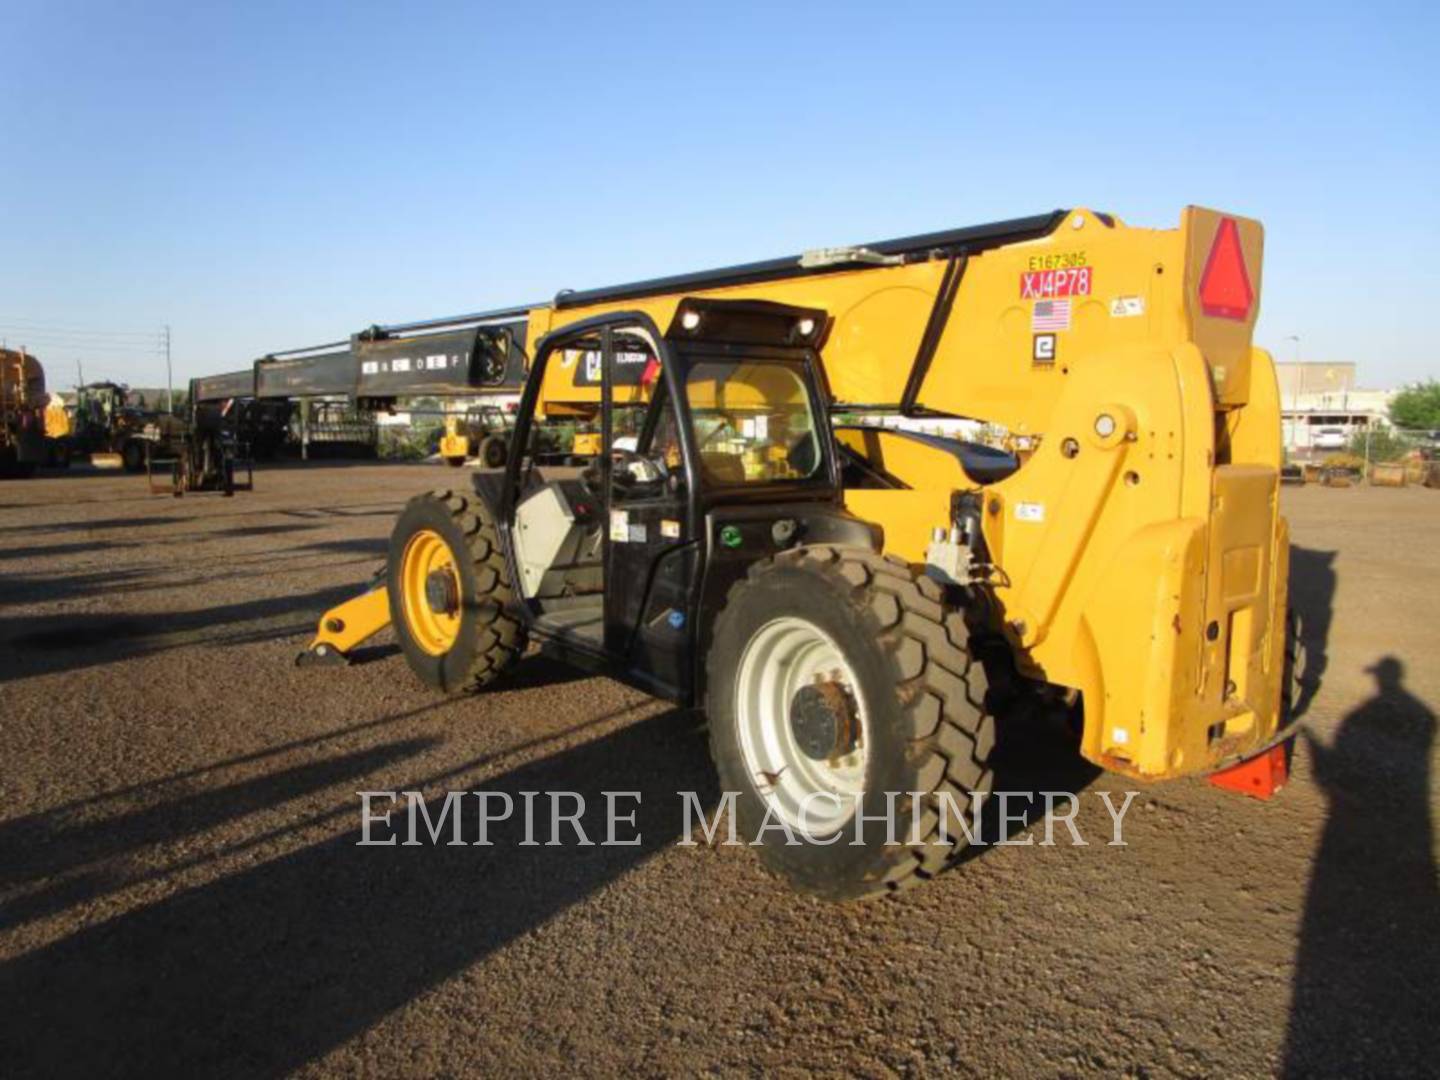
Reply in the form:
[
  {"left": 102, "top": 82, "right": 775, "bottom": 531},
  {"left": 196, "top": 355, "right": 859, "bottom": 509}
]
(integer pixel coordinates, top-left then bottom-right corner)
[{"left": 600, "top": 328, "right": 700, "bottom": 699}]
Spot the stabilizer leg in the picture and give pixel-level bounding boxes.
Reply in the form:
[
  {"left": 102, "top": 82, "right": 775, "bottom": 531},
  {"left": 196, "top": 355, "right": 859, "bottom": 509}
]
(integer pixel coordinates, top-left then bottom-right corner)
[{"left": 296, "top": 585, "right": 392, "bottom": 667}]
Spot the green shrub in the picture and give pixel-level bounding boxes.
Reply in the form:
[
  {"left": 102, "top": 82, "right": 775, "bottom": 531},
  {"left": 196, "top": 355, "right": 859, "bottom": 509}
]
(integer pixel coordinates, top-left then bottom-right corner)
[
  {"left": 378, "top": 423, "right": 442, "bottom": 460},
  {"left": 1322, "top": 451, "right": 1366, "bottom": 471},
  {"left": 1347, "top": 427, "right": 1418, "bottom": 463}
]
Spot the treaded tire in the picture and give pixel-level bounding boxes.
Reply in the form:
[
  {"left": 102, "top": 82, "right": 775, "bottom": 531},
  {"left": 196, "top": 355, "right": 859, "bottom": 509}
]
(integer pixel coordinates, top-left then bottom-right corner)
[
  {"left": 705, "top": 545, "right": 994, "bottom": 900},
  {"left": 1282, "top": 607, "right": 1310, "bottom": 720},
  {"left": 387, "top": 489, "right": 525, "bottom": 693},
  {"left": 121, "top": 440, "right": 145, "bottom": 473},
  {"left": 478, "top": 435, "right": 508, "bottom": 469}
]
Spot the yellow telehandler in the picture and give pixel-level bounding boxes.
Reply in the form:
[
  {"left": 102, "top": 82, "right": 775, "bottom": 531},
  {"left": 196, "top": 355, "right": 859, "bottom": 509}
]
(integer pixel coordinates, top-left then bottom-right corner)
[{"left": 300, "top": 207, "right": 1292, "bottom": 898}]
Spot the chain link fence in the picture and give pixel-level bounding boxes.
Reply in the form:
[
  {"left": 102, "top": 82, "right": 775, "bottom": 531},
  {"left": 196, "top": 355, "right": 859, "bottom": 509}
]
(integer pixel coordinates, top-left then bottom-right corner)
[{"left": 1288, "top": 425, "right": 1440, "bottom": 488}]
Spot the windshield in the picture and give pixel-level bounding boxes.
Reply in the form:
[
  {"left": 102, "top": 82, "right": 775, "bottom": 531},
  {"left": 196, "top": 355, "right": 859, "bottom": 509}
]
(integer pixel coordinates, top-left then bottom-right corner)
[{"left": 685, "top": 359, "right": 821, "bottom": 484}]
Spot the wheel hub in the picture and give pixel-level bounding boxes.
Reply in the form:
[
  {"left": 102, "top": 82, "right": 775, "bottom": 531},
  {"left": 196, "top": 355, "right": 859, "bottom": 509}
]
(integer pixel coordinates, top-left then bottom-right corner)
[
  {"left": 789, "top": 681, "right": 857, "bottom": 761},
  {"left": 424, "top": 568, "right": 459, "bottom": 615},
  {"left": 735, "top": 615, "right": 869, "bottom": 835}
]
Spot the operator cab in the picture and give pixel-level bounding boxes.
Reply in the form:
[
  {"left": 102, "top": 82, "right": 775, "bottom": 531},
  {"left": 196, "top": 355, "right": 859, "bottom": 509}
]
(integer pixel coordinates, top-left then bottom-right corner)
[{"left": 488, "top": 299, "right": 839, "bottom": 699}]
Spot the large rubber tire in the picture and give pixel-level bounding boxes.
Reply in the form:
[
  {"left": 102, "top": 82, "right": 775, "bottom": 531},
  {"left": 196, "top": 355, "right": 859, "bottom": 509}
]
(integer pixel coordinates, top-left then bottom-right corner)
[
  {"left": 121, "top": 440, "right": 146, "bottom": 473},
  {"left": 1282, "top": 608, "right": 1311, "bottom": 721},
  {"left": 387, "top": 489, "right": 525, "bottom": 693},
  {"left": 478, "top": 435, "right": 508, "bottom": 470},
  {"left": 705, "top": 545, "right": 994, "bottom": 900},
  {"left": 444, "top": 456, "right": 467, "bottom": 468}
]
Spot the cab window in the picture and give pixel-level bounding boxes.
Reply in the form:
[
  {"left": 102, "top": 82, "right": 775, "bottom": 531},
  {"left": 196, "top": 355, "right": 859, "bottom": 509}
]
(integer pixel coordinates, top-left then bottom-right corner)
[{"left": 685, "top": 360, "right": 820, "bottom": 484}]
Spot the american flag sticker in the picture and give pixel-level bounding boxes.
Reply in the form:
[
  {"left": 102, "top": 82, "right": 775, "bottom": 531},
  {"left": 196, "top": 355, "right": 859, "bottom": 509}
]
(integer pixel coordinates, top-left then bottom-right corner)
[{"left": 1032, "top": 298, "right": 1072, "bottom": 332}]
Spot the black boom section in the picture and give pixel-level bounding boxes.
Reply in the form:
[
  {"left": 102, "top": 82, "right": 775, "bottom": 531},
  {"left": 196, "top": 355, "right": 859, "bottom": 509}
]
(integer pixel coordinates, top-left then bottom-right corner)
[
  {"left": 352, "top": 323, "right": 527, "bottom": 398},
  {"left": 195, "top": 212, "right": 1067, "bottom": 403},
  {"left": 241, "top": 323, "right": 530, "bottom": 402},
  {"left": 190, "top": 369, "right": 256, "bottom": 403},
  {"left": 255, "top": 350, "right": 356, "bottom": 399},
  {"left": 553, "top": 211, "right": 1067, "bottom": 310}
]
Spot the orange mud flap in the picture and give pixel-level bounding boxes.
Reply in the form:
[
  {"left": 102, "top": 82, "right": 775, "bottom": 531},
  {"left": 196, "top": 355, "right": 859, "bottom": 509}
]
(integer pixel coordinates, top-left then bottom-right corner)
[
  {"left": 1207, "top": 739, "right": 1291, "bottom": 800},
  {"left": 296, "top": 578, "right": 392, "bottom": 668}
]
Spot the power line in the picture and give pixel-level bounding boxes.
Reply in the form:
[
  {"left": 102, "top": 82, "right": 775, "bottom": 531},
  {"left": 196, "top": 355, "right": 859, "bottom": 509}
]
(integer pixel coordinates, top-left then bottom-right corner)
[
  {"left": 0, "top": 327, "right": 164, "bottom": 342},
  {"left": 0, "top": 316, "right": 164, "bottom": 337},
  {"left": 0, "top": 340, "right": 166, "bottom": 354},
  {"left": 0, "top": 337, "right": 164, "bottom": 350},
  {"left": 0, "top": 331, "right": 164, "bottom": 344},
  {"left": 0, "top": 320, "right": 176, "bottom": 403},
  {"left": 0, "top": 320, "right": 169, "bottom": 363},
  {"left": 0, "top": 327, "right": 165, "bottom": 344},
  {"left": 0, "top": 330, "right": 164, "bottom": 343}
]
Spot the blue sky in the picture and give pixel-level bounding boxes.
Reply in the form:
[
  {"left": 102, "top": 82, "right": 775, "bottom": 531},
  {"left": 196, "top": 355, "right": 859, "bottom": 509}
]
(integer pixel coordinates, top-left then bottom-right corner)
[{"left": 1, "top": 1, "right": 1435, "bottom": 389}]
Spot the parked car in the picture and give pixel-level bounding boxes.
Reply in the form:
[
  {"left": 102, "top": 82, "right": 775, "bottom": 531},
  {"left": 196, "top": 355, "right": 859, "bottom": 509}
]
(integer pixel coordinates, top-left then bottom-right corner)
[{"left": 1313, "top": 426, "right": 1348, "bottom": 450}]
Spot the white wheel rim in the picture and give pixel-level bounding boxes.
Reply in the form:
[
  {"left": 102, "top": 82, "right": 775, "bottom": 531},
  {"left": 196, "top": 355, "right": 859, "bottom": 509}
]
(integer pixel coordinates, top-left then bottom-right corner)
[{"left": 734, "top": 616, "right": 869, "bottom": 836}]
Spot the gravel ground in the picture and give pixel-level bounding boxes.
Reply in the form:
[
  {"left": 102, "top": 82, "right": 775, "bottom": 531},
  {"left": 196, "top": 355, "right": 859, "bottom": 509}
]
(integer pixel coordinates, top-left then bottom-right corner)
[{"left": 0, "top": 462, "right": 1436, "bottom": 1077}]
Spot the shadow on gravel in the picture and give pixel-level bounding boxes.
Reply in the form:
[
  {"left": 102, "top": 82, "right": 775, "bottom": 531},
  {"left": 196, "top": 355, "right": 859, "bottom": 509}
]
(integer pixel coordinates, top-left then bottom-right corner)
[
  {"left": 279, "top": 504, "right": 403, "bottom": 520},
  {"left": 0, "top": 500, "right": 399, "bottom": 538},
  {"left": 0, "top": 567, "right": 155, "bottom": 608},
  {"left": 328, "top": 649, "right": 600, "bottom": 698},
  {"left": 0, "top": 513, "right": 191, "bottom": 535},
  {"left": 0, "top": 583, "right": 362, "bottom": 682},
  {"left": 0, "top": 555, "right": 376, "bottom": 610},
  {"left": 257, "top": 458, "right": 431, "bottom": 471},
  {"left": 1283, "top": 657, "right": 1439, "bottom": 1076},
  {"left": 0, "top": 707, "right": 714, "bottom": 1076},
  {"left": 1288, "top": 546, "right": 1336, "bottom": 721},
  {"left": 960, "top": 711, "right": 1103, "bottom": 856},
  {"left": 214, "top": 522, "right": 326, "bottom": 539},
  {"left": 0, "top": 736, "right": 441, "bottom": 930},
  {"left": 0, "top": 539, "right": 139, "bottom": 562},
  {"left": 497, "top": 653, "right": 606, "bottom": 692},
  {"left": 299, "top": 537, "right": 390, "bottom": 558}
]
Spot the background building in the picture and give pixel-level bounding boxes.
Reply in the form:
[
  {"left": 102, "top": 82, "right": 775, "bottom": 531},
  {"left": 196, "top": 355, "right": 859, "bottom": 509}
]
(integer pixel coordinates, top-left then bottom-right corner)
[{"left": 1275, "top": 361, "right": 1393, "bottom": 453}]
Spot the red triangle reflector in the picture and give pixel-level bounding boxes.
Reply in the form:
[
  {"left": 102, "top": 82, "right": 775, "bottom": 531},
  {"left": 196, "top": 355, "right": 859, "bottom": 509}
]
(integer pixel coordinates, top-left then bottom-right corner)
[{"left": 1199, "top": 217, "right": 1254, "bottom": 321}]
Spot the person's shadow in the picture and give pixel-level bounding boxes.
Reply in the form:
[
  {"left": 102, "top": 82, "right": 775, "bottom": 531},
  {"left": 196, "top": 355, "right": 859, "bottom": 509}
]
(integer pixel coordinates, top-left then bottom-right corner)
[{"left": 1283, "top": 656, "right": 1440, "bottom": 1076}]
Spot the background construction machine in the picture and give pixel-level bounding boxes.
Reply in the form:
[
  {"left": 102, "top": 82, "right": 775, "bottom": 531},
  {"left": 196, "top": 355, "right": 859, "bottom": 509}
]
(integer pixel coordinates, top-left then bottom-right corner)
[
  {"left": 440, "top": 402, "right": 515, "bottom": 468},
  {"left": 140, "top": 383, "right": 254, "bottom": 496},
  {"left": 0, "top": 347, "right": 58, "bottom": 477},
  {"left": 66, "top": 381, "right": 188, "bottom": 471},
  {"left": 299, "top": 206, "right": 1290, "bottom": 899}
]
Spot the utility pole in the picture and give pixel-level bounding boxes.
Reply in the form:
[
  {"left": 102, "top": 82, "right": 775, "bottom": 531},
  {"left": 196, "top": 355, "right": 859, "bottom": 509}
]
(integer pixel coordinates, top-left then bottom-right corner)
[
  {"left": 164, "top": 325, "right": 173, "bottom": 414},
  {"left": 1283, "top": 334, "right": 1302, "bottom": 454}
]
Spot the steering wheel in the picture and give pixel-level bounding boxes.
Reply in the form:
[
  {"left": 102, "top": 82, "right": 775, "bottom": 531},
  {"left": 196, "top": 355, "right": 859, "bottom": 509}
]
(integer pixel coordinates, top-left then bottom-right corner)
[
  {"left": 611, "top": 447, "right": 669, "bottom": 486},
  {"left": 699, "top": 418, "right": 736, "bottom": 450}
]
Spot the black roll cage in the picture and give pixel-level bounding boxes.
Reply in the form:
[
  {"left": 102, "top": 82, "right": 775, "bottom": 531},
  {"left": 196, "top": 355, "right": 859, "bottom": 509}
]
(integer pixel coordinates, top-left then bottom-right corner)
[{"left": 500, "top": 304, "right": 841, "bottom": 530}]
